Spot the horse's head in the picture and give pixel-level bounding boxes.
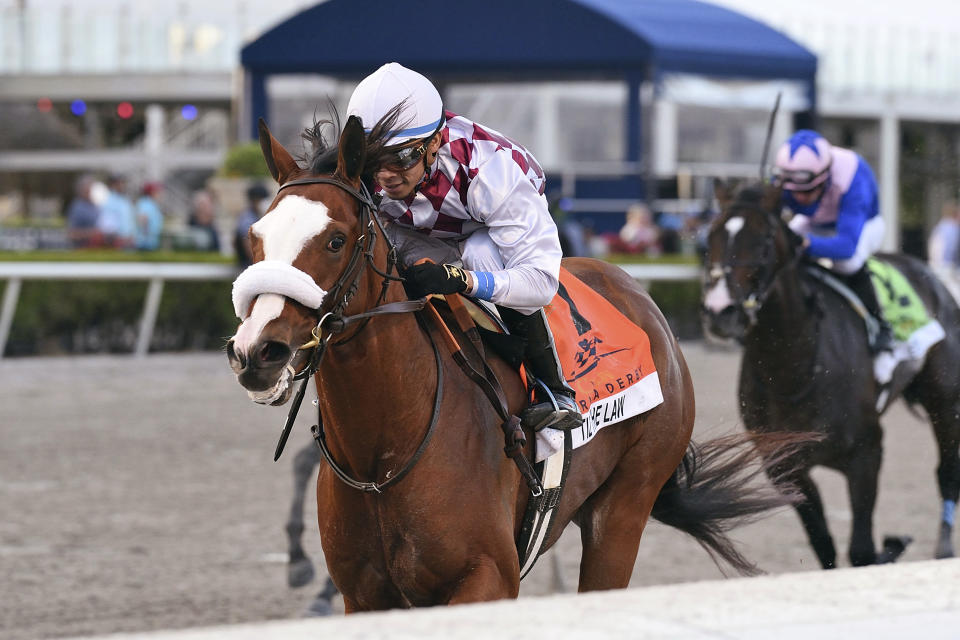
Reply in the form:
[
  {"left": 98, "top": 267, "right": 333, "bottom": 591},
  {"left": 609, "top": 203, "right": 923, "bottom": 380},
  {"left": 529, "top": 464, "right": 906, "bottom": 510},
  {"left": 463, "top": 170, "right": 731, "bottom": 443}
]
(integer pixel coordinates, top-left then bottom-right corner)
[
  {"left": 701, "top": 179, "right": 803, "bottom": 341},
  {"left": 226, "top": 115, "right": 384, "bottom": 405}
]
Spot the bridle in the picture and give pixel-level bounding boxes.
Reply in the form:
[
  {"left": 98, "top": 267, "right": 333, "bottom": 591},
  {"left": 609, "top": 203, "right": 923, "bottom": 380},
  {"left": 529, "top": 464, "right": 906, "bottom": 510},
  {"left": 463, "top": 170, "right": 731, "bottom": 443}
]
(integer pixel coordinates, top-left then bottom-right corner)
[
  {"left": 266, "top": 175, "right": 442, "bottom": 494},
  {"left": 705, "top": 205, "right": 798, "bottom": 327}
]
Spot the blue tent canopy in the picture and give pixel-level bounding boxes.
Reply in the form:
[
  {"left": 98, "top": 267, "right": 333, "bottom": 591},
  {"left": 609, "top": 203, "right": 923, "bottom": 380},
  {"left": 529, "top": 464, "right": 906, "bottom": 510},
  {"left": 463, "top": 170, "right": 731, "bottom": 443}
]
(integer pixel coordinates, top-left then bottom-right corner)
[
  {"left": 242, "top": 0, "right": 815, "bottom": 79},
  {"left": 240, "top": 0, "right": 816, "bottom": 165}
]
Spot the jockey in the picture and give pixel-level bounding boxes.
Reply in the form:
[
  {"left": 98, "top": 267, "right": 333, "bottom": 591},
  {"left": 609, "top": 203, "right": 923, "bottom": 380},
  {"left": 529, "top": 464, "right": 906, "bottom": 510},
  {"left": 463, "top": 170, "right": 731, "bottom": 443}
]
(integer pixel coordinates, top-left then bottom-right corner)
[
  {"left": 346, "top": 62, "right": 582, "bottom": 431},
  {"left": 773, "top": 129, "right": 894, "bottom": 352}
]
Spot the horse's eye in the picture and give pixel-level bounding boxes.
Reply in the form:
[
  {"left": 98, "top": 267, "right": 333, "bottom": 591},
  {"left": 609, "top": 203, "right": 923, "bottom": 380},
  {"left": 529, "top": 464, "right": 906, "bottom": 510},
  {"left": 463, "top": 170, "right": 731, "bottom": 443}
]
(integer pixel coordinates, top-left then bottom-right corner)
[{"left": 327, "top": 235, "right": 346, "bottom": 252}]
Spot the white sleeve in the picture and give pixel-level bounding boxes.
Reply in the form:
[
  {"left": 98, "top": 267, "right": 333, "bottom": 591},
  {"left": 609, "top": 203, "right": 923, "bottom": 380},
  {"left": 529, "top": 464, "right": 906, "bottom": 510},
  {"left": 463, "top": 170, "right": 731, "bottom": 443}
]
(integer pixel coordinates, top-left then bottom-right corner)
[
  {"left": 466, "top": 148, "right": 562, "bottom": 309},
  {"left": 788, "top": 213, "right": 812, "bottom": 235}
]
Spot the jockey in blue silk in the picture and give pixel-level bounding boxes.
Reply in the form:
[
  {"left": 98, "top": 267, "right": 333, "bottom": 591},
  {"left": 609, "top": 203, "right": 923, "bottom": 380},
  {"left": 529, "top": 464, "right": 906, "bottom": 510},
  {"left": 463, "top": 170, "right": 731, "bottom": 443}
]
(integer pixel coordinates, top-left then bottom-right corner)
[
  {"left": 774, "top": 129, "right": 894, "bottom": 352},
  {"left": 346, "top": 63, "right": 582, "bottom": 431}
]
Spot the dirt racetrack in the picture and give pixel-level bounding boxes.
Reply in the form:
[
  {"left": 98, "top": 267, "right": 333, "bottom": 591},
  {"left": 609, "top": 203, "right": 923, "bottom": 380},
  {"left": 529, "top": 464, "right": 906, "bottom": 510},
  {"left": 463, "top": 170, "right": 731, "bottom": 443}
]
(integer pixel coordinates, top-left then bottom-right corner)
[{"left": 0, "top": 342, "right": 947, "bottom": 639}]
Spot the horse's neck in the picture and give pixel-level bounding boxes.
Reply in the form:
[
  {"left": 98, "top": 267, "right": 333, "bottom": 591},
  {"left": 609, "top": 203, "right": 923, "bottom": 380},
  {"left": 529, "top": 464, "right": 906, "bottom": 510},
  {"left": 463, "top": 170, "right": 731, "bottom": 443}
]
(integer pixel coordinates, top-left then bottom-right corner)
[
  {"left": 314, "top": 297, "right": 439, "bottom": 476},
  {"left": 747, "top": 267, "right": 819, "bottom": 375}
]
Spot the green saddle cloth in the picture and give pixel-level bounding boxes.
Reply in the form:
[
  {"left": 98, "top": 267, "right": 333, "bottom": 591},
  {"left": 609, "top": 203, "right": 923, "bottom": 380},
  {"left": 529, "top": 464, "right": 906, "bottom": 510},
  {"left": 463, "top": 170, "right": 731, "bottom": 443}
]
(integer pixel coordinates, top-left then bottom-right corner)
[{"left": 866, "top": 257, "right": 931, "bottom": 342}]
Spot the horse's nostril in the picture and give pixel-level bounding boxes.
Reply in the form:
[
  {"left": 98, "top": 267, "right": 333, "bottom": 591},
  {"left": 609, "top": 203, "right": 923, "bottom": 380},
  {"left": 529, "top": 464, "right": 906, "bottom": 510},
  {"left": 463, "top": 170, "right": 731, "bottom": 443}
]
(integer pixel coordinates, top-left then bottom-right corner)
[
  {"left": 257, "top": 340, "right": 291, "bottom": 365},
  {"left": 226, "top": 340, "right": 247, "bottom": 369}
]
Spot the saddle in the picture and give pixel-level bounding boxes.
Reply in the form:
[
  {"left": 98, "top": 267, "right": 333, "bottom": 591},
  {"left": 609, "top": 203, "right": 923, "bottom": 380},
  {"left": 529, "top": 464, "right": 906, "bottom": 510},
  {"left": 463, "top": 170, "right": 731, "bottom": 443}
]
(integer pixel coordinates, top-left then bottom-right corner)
[
  {"left": 422, "top": 267, "right": 665, "bottom": 577},
  {"left": 804, "top": 258, "right": 946, "bottom": 410}
]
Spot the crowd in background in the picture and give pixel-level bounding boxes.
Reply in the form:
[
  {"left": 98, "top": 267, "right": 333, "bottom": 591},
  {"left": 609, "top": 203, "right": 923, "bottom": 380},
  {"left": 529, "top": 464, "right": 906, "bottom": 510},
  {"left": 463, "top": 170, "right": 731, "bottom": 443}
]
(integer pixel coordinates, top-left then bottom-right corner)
[
  {"left": 550, "top": 195, "right": 715, "bottom": 261},
  {"left": 62, "top": 173, "right": 265, "bottom": 256},
  {"left": 66, "top": 174, "right": 166, "bottom": 250},
  {"left": 928, "top": 200, "right": 960, "bottom": 301},
  {"left": 26, "top": 176, "right": 960, "bottom": 296}
]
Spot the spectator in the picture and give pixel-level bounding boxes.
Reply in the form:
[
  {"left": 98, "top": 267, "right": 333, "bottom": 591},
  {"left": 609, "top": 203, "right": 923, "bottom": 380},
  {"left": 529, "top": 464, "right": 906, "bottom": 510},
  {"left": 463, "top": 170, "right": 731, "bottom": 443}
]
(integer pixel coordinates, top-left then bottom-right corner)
[
  {"left": 234, "top": 182, "right": 270, "bottom": 268},
  {"left": 65, "top": 174, "right": 103, "bottom": 248},
  {"left": 928, "top": 199, "right": 960, "bottom": 302},
  {"left": 548, "top": 195, "right": 590, "bottom": 258},
  {"left": 135, "top": 182, "right": 165, "bottom": 251},
  {"left": 98, "top": 174, "right": 136, "bottom": 248},
  {"left": 188, "top": 189, "right": 221, "bottom": 252},
  {"left": 613, "top": 202, "right": 660, "bottom": 255}
]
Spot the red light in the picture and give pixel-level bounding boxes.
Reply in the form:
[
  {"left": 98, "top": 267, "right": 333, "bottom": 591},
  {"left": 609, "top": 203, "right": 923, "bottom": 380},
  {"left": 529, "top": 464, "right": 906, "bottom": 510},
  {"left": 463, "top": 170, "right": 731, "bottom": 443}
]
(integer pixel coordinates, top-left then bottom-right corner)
[
  {"left": 37, "top": 97, "right": 53, "bottom": 112},
  {"left": 117, "top": 102, "right": 134, "bottom": 119}
]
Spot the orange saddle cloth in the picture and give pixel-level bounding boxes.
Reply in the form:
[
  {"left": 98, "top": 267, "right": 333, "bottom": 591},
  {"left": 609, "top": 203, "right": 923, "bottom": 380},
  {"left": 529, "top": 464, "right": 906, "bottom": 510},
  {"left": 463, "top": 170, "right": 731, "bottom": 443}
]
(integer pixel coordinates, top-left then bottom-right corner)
[{"left": 536, "top": 268, "right": 663, "bottom": 460}]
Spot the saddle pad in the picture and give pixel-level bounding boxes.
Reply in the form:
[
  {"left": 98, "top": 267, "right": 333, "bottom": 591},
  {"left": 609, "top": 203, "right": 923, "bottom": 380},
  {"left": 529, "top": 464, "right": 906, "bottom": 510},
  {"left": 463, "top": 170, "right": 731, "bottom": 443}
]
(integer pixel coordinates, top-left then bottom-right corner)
[
  {"left": 536, "top": 268, "right": 664, "bottom": 461},
  {"left": 867, "top": 258, "right": 933, "bottom": 342}
]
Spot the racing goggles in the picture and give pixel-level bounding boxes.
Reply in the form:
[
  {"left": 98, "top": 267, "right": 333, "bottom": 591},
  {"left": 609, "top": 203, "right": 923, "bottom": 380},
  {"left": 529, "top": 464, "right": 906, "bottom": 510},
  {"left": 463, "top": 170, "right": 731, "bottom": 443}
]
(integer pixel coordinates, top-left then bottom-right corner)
[
  {"left": 379, "top": 140, "right": 428, "bottom": 171},
  {"left": 772, "top": 165, "right": 830, "bottom": 192}
]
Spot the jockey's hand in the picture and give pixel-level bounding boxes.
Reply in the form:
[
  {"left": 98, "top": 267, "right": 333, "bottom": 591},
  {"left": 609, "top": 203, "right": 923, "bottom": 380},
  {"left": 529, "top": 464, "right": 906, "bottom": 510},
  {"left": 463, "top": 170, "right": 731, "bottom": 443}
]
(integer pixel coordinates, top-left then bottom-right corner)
[{"left": 403, "top": 263, "right": 470, "bottom": 297}]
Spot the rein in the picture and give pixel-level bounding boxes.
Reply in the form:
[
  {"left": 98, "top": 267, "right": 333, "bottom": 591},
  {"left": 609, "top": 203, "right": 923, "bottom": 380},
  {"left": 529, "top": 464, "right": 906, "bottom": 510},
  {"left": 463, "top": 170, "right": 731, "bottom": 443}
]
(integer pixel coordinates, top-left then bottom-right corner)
[{"left": 269, "top": 175, "right": 430, "bottom": 474}]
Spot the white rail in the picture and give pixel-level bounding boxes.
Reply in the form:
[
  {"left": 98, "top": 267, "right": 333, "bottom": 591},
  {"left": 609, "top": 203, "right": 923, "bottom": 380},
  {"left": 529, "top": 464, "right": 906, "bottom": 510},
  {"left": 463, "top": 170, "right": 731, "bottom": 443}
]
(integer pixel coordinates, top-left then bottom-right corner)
[
  {"left": 0, "top": 262, "right": 238, "bottom": 358},
  {"left": 0, "top": 262, "right": 701, "bottom": 359}
]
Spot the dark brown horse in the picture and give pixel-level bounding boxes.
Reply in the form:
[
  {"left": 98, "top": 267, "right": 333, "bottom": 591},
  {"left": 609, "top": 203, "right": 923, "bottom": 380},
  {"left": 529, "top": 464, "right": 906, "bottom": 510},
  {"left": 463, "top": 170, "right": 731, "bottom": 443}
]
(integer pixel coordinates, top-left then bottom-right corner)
[
  {"left": 702, "top": 180, "right": 960, "bottom": 568},
  {"left": 225, "top": 116, "right": 796, "bottom": 611}
]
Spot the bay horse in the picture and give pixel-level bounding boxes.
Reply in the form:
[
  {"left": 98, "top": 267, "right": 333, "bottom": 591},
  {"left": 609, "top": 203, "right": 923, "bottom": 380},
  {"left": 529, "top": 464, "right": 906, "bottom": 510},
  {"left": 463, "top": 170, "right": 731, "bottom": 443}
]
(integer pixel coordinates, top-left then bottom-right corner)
[
  {"left": 702, "top": 180, "right": 960, "bottom": 568},
  {"left": 226, "top": 115, "right": 798, "bottom": 611}
]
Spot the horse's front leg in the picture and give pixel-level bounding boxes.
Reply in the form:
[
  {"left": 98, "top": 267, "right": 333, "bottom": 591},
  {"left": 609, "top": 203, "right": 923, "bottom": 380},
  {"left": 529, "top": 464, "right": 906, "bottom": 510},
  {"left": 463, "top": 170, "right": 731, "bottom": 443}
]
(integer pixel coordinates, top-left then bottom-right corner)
[
  {"left": 445, "top": 555, "right": 519, "bottom": 604},
  {"left": 845, "top": 437, "right": 882, "bottom": 566},
  {"left": 287, "top": 442, "right": 322, "bottom": 588},
  {"left": 930, "top": 400, "right": 960, "bottom": 559}
]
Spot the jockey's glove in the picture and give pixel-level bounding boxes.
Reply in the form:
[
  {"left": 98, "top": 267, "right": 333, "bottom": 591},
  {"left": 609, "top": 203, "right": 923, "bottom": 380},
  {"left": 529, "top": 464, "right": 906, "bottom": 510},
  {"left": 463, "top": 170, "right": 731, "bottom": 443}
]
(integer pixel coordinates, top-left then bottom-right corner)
[{"left": 403, "top": 262, "right": 470, "bottom": 297}]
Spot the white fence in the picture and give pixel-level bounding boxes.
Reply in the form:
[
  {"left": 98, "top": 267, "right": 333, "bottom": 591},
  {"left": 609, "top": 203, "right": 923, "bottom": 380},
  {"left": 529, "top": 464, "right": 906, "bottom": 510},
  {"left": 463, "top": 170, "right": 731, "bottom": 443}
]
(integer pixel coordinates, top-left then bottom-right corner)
[{"left": 0, "top": 262, "right": 701, "bottom": 359}]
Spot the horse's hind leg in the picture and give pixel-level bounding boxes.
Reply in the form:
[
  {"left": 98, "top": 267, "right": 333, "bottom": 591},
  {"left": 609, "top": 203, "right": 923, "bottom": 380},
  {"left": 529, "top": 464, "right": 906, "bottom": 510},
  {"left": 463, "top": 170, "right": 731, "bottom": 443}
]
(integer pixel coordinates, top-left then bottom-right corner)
[
  {"left": 287, "top": 442, "right": 322, "bottom": 588},
  {"left": 576, "top": 461, "right": 660, "bottom": 591}
]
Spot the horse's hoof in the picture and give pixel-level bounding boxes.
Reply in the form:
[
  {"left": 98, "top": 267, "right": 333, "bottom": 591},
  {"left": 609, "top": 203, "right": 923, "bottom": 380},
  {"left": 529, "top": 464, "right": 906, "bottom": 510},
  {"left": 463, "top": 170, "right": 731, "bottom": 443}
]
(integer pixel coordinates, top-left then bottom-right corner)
[
  {"left": 877, "top": 535, "right": 913, "bottom": 563},
  {"left": 304, "top": 595, "right": 334, "bottom": 617},
  {"left": 287, "top": 557, "right": 315, "bottom": 588},
  {"left": 935, "top": 523, "right": 954, "bottom": 559},
  {"left": 935, "top": 542, "right": 955, "bottom": 559}
]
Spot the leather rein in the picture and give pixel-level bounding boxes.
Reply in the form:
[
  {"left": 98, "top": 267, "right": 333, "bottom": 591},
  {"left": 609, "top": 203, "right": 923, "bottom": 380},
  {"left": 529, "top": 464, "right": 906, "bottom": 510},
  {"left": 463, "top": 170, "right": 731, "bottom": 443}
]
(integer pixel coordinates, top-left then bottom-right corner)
[{"left": 268, "top": 176, "right": 437, "bottom": 494}]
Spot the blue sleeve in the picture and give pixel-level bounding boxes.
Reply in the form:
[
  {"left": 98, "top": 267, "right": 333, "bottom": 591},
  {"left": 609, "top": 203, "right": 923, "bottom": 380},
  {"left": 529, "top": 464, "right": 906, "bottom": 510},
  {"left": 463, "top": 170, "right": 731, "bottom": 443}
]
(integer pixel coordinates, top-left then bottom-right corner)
[{"left": 807, "top": 160, "right": 878, "bottom": 260}]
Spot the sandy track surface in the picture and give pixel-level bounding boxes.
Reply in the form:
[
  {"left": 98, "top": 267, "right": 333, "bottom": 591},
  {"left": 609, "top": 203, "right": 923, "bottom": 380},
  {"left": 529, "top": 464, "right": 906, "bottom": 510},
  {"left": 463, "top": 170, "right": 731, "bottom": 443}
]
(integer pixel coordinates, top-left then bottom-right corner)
[{"left": 0, "top": 343, "right": 946, "bottom": 638}]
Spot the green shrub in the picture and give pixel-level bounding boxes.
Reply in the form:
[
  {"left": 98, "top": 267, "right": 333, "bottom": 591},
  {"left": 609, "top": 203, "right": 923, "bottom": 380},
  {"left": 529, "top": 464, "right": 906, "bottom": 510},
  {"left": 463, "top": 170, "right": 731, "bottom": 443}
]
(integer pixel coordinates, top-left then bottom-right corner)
[
  {"left": 4, "top": 279, "right": 237, "bottom": 356},
  {"left": 218, "top": 142, "right": 271, "bottom": 178}
]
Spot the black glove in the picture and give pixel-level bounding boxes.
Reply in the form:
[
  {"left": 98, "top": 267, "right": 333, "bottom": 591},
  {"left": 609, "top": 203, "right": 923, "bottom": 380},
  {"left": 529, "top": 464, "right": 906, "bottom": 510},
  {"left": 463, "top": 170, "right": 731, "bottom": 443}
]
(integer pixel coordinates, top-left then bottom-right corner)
[{"left": 403, "top": 263, "right": 470, "bottom": 297}]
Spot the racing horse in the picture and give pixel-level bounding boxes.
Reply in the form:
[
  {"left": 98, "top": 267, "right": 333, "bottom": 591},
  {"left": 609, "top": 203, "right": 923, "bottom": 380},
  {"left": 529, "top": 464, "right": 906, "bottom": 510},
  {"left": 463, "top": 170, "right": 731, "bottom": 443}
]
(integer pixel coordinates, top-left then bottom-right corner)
[
  {"left": 226, "top": 114, "right": 799, "bottom": 611},
  {"left": 702, "top": 180, "right": 960, "bottom": 568}
]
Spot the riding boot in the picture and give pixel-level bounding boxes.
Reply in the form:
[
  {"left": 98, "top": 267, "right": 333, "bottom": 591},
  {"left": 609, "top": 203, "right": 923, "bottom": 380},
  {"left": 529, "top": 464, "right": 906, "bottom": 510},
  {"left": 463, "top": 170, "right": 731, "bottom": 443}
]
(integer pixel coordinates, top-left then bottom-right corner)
[
  {"left": 845, "top": 265, "right": 894, "bottom": 353},
  {"left": 498, "top": 306, "right": 583, "bottom": 431}
]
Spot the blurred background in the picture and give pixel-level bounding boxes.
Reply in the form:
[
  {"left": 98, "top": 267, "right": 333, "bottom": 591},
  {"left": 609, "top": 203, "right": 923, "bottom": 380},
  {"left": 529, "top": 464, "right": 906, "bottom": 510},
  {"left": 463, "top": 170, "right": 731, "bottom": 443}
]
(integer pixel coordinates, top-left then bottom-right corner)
[
  {"left": 3, "top": 2, "right": 960, "bottom": 638},
  {"left": 1, "top": 0, "right": 959, "bottom": 357}
]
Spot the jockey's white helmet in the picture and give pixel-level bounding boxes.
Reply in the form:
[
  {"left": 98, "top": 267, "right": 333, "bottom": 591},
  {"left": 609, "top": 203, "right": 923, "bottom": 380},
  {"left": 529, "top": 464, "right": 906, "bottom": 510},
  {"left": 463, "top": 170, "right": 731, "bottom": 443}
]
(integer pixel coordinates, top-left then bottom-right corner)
[
  {"left": 773, "top": 129, "right": 833, "bottom": 192},
  {"left": 346, "top": 62, "right": 444, "bottom": 147}
]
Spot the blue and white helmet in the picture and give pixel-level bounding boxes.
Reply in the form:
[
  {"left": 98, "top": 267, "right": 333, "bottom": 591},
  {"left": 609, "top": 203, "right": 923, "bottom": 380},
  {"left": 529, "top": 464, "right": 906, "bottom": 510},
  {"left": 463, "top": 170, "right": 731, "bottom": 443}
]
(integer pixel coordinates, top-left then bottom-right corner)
[{"left": 346, "top": 62, "right": 444, "bottom": 147}]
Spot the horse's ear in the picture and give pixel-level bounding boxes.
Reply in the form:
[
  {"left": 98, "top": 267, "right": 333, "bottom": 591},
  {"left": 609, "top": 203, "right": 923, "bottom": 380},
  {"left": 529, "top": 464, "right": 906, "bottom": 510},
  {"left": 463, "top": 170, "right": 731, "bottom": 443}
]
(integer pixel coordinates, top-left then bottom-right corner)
[
  {"left": 760, "top": 182, "right": 783, "bottom": 215},
  {"left": 714, "top": 178, "right": 734, "bottom": 211},
  {"left": 258, "top": 118, "right": 300, "bottom": 185},
  {"left": 335, "top": 115, "right": 366, "bottom": 186}
]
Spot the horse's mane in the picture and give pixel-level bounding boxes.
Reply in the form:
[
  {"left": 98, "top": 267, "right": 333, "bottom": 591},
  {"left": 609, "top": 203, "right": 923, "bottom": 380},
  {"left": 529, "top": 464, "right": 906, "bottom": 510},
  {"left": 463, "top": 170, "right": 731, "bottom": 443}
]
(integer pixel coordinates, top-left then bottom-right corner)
[{"left": 301, "top": 102, "right": 412, "bottom": 189}]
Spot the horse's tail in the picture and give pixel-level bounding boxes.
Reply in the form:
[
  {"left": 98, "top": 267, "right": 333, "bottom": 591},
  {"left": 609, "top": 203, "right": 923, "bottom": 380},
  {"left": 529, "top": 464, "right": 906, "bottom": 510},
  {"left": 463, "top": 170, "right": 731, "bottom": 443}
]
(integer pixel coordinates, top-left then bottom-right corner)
[{"left": 651, "top": 431, "right": 815, "bottom": 576}]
